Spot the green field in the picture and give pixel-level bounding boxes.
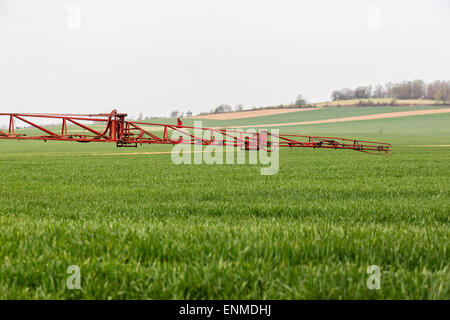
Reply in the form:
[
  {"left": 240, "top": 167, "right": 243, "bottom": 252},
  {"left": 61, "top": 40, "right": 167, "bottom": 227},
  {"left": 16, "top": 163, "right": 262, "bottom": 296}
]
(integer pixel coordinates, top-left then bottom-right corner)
[{"left": 0, "top": 106, "right": 449, "bottom": 299}]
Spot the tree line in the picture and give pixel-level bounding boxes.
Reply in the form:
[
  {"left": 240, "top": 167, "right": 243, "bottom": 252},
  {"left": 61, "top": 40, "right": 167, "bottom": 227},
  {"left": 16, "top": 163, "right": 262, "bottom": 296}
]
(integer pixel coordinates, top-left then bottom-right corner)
[
  {"left": 167, "top": 79, "right": 450, "bottom": 118},
  {"left": 331, "top": 80, "right": 450, "bottom": 102}
]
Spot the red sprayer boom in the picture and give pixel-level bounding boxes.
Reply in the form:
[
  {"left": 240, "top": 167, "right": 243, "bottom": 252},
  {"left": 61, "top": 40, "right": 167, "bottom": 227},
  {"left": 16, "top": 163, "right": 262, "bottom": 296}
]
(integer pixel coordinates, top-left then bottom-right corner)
[{"left": 0, "top": 110, "right": 392, "bottom": 155}]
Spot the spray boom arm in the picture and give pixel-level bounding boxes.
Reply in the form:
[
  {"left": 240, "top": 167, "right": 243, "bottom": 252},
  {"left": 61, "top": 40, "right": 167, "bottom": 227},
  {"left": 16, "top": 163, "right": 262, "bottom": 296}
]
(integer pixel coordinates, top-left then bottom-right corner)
[{"left": 0, "top": 110, "right": 392, "bottom": 155}]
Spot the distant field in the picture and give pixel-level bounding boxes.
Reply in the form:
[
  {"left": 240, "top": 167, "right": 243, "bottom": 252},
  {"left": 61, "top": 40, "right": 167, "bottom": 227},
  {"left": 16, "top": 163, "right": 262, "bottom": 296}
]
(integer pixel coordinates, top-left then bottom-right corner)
[
  {"left": 186, "top": 98, "right": 444, "bottom": 122},
  {"left": 0, "top": 106, "right": 449, "bottom": 299},
  {"left": 142, "top": 105, "right": 448, "bottom": 128}
]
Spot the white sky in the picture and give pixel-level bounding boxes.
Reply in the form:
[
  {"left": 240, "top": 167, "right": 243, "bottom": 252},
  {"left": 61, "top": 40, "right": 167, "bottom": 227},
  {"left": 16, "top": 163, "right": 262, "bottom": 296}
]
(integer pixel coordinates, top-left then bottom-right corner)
[{"left": 0, "top": 0, "right": 449, "bottom": 120}]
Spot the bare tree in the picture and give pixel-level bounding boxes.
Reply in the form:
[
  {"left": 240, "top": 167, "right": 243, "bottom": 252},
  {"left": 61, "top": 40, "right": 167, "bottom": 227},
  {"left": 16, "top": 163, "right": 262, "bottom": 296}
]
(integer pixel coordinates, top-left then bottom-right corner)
[
  {"left": 170, "top": 110, "right": 179, "bottom": 118},
  {"left": 342, "top": 88, "right": 354, "bottom": 100},
  {"left": 411, "top": 79, "right": 426, "bottom": 99},
  {"left": 214, "top": 104, "right": 232, "bottom": 114},
  {"left": 426, "top": 80, "right": 441, "bottom": 99},
  {"left": 295, "top": 95, "right": 308, "bottom": 107},
  {"left": 426, "top": 80, "right": 450, "bottom": 102},
  {"left": 384, "top": 82, "right": 393, "bottom": 98},
  {"left": 442, "top": 81, "right": 450, "bottom": 102},
  {"left": 354, "top": 86, "right": 372, "bottom": 99},
  {"left": 372, "top": 85, "right": 385, "bottom": 98},
  {"left": 331, "top": 90, "right": 343, "bottom": 101}
]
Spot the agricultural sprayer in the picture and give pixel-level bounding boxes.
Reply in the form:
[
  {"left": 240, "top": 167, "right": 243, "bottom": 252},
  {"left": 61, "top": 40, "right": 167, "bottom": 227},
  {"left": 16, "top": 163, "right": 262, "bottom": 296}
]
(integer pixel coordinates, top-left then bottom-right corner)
[{"left": 0, "top": 110, "right": 392, "bottom": 155}]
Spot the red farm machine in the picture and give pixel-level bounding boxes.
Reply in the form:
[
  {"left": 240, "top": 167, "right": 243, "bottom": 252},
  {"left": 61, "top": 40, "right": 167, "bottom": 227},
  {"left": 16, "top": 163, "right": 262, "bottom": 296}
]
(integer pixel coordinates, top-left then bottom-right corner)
[{"left": 0, "top": 110, "right": 392, "bottom": 155}]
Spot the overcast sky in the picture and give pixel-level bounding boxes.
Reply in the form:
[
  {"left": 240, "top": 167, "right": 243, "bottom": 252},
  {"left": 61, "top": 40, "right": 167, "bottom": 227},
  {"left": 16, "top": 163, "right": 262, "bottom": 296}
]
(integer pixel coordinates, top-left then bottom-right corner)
[{"left": 0, "top": 0, "right": 449, "bottom": 119}]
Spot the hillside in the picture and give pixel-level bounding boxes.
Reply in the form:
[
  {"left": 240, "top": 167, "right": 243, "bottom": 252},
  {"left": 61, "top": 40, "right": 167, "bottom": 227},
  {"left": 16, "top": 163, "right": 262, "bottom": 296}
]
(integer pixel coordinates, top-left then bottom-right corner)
[{"left": 191, "top": 98, "right": 446, "bottom": 121}]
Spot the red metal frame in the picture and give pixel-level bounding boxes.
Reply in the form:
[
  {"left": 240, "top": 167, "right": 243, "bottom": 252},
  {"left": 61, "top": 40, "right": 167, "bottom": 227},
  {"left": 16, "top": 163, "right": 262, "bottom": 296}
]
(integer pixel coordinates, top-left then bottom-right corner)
[{"left": 0, "top": 110, "right": 392, "bottom": 155}]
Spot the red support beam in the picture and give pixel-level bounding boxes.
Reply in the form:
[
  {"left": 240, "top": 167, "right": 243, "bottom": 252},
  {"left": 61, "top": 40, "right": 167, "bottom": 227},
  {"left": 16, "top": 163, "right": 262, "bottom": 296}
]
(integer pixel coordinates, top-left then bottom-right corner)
[
  {"left": 61, "top": 118, "right": 67, "bottom": 137},
  {"left": 9, "top": 115, "right": 15, "bottom": 136},
  {"left": 129, "top": 122, "right": 162, "bottom": 141},
  {"left": 66, "top": 118, "right": 106, "bottom": 138},
  {"left": 14, "top": 115, "right": 59, "bottom": 137}
]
